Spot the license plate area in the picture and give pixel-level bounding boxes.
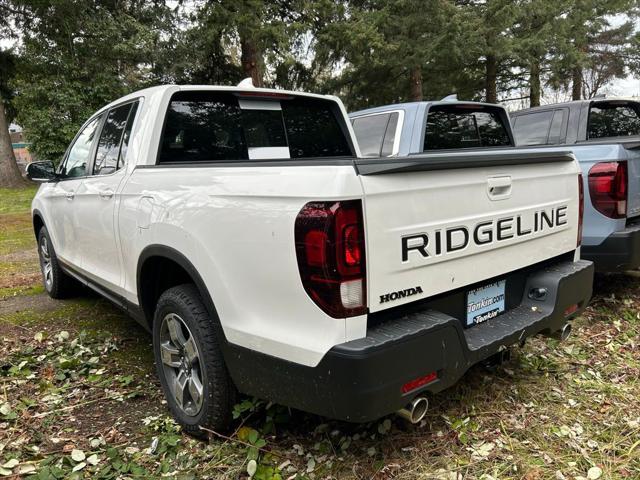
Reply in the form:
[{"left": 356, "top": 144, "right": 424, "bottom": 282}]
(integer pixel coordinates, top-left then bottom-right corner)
[{"left": 466, "top": 280, "right": 506, "bottom": 327}]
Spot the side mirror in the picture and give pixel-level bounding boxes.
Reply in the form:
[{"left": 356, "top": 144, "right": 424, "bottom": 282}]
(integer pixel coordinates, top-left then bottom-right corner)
[{"left": 26, "top": 161, "right": 57, "bottom": 182}]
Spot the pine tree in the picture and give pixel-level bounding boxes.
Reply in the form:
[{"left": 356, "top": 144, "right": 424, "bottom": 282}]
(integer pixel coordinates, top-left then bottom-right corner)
[
  {"left": 313, "top": 0, "right": 457, "bottom": 110},
  {"left": 11, "top": 0, "right": 173, "bottom": 161},
  {"left": 549, "top": 0, "right": 638, "bottom": 100}
]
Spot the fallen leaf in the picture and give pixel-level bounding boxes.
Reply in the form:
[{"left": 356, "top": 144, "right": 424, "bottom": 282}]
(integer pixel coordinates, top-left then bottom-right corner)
[
  {"left": 587, "top": 466, "right": 603, "bottom": 480},
  {"left": 1, "top": 459, "right": 18, "bottom": 470},
  {"left": 71, "top": 449, "right": 85, "bottom": 462},
  {"left": 247, "top": 459, "right": 257, "bottom": 477}
]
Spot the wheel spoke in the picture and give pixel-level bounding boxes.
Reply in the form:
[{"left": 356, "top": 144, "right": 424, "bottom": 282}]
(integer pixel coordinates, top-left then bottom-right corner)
[
  {"left": 160, "top": 342, "right": 181, "bottom": 368},
  {"left": 166, "top": 315, "right": 186, "bottom": 347},
  {"left": 41, "top": 239, "right": 49, "bottom": 258},
  {"left": 174, "top": 370, "right": 189, "bottom": 409},
  {"left": 188, "top": 374, "right": 203, "bottom": 409},
  {"left": 160, "top": 312, "right": 204, "bottom": 417},
  {"left": 183, "top": 335, "right": 199, "bottom": 366}
]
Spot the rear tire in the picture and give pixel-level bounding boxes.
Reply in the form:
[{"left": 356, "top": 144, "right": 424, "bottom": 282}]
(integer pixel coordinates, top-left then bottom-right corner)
[
  {"left": 37, "top": 226, "right": 77, "bottom": 299},
  {"left": 152, "top": 284, "right": 236, "bottom": 438}
]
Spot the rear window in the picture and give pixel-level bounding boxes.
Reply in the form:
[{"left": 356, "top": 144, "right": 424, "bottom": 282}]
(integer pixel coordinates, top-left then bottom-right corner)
[
  {"left": 588, "top": 102, "right": 640, "bottom": 139},
  {"left": 158, "top": 91, "right": 353, "bottom": 163},
  {"left": 424, "top": 105, "right": 511, "bottom": 150}
]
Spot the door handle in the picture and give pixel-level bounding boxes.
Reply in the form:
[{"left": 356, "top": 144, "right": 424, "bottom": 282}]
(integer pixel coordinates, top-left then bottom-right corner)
[
  {"left": 65, "top": 192, "right": 75, "bottom": 201},
  {"left": 99, "top": 190, "right": 114, "bottom": 199},
  {"left": 487, "top": 176, "right": 512, "bottom": 200}
]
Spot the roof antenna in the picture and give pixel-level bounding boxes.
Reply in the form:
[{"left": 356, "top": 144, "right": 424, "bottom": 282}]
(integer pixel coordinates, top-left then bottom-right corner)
[
  {"left": 441, "top": 94, "right": 458, "bottom": 102},
  {"left": 237, "top": 77, "right": 255, "bottom": 88}
]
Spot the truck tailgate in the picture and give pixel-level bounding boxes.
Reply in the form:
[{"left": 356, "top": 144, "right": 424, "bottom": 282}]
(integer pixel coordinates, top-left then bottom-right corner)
[{"left": 355, "top": 151, "right": 580, "bottom": 313}]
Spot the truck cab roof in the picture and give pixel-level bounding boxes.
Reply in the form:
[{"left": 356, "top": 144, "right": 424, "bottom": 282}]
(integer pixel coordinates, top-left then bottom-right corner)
[
  {"left": 349, "top": 100, "right": 505, "bottom": 117},
  {"left": 512, "top": 96, "right": 640, "bottom": 116}
]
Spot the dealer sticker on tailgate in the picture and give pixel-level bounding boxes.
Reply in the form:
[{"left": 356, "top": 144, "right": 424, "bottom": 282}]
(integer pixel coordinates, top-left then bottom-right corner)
[{"left": 466, "top": 280, "right": 506, "bottom": 327}]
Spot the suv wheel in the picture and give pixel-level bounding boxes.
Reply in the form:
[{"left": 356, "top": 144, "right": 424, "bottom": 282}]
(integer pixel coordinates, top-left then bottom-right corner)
[
  {"left": 153, "top": 284, "right": 236, "bottom": 437},
  {"left": 37, "top": 227, "right": 77, "bottom": 299}
]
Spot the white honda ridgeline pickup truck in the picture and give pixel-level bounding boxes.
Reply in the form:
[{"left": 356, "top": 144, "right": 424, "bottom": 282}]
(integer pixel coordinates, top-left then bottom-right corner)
[{"left": 26, "top": 85, "right": 594, "bottom": 435}]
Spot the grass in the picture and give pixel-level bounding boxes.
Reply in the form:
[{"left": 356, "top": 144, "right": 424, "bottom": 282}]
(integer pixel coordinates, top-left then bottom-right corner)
[
  {"left": 1, "top": 186, "right": 639, "bottom": 479},
  {"left": 0, "top": 187, "right": 40, "bottom": 290},
  {"left": 0, "top": 186, "right": 38, "bottom": 215}
]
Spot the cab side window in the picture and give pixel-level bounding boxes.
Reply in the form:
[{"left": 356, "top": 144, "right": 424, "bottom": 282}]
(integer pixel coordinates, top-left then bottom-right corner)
[
  {"left": 512, "top": 111, "right": 553, "bottom": 146},
  {"left": 351, "top": 112, "right": 399, "bottom": 157},
  {"left": 59, "top": 116, "right": 102, "bottom": 178},
  {"left": 93, "top": 102, "right": 138, "bottom": 175},
  {"left": 547, "top": 109, "right": 566, "bottom": 144}
]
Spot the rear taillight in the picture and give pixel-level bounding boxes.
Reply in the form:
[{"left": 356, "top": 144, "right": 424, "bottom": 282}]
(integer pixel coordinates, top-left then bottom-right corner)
[
  {"left": 577, "top": 173, "right": 584, "bottom": 247},
  {"left": 588, "top": 161, "right": 627, "bottom": 219},
  {"left": 295, "top": 200, "right": 367, "bottom": 318}
]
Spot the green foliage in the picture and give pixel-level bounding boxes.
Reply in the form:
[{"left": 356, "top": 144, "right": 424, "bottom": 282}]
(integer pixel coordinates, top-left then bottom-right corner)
[{"left": 11, "top": 0, "right": 173, "bottom": 162}]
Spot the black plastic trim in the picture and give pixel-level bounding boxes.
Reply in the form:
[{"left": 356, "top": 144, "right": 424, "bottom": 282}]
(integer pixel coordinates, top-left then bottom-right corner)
[
  {"left": 581, "top": 223, "right": 640, "bottom": 272},
  {"left": 136, "top": 245, "right": 225, "bottom": 336},
  {"left": 31, "top": 209, "right": 45, "bottom": 237},
  {"left": 354, "top": 151, "right": 575, "bottom": 176}
]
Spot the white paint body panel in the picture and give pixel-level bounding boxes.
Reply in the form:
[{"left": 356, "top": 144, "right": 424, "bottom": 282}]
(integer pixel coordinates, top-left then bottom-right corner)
[
  {"left": 32, "top": 85, "right": 580, "bottom": 368},
  {"left": 118, "top": 165, "right": 367, "bottom": 366},
  {"left": 361, "top": 160, "right": 580, "bottom": 312}
]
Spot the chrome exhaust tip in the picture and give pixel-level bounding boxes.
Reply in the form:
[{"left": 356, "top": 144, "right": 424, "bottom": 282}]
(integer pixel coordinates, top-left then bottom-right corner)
[
  {"left": 547, "top": 323, "right": 572, "bottom": 342},
  {"left": 397, "top": 396, "right": 428, "bottom": 424}
]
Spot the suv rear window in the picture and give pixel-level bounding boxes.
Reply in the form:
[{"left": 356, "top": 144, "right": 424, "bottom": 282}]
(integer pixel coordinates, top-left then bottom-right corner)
[
  {"left": 158, "top": 91, "right": 353, "bottom": 163},
  {"left": 588, "top": 102, "right": 640, "bottom": 139},
  {"left": 424, "top": 105, "right": 512, "bottom": 150}
]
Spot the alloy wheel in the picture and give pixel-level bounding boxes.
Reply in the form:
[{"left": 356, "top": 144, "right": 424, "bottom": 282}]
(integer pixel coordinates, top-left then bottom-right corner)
[
  {"left": 39, "top": 236, "right": 53, "bottom": 289},
  {"left": 159, "top": 313, "right": 205, "bottom": 417}
]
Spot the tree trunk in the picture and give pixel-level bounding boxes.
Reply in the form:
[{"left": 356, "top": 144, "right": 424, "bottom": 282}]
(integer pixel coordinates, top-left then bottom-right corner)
[
  {"left": 530, "top": 60, "right": 541, "bottom": 107},
  {"left": 572, "top": 67, "right": 582, "bottom": 101},
  {"left": 0, "top": 100, "right": 26, "bottom": 188},
  {"left": 240, "top": 37, "right": 264, "bottom": 88},
  {"left": 485, "top": 54, "right": 497, "bottom": 103},
  {"left": 409, "top": 66, "right": 423, "bottom": 102}
]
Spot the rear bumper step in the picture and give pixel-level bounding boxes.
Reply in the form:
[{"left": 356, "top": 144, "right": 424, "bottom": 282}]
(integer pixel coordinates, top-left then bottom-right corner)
[
  {"left": 223, "top": 259, "right": 594, "bottom": 422},
  {"left": 582, "top": 223, "right": 640, "bottom": 272}
]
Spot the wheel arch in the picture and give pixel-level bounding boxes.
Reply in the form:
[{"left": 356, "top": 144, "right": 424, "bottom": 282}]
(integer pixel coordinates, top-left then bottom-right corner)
[
  {"left": 136, "top": 245, "right": 223, "bottom": 336},
  {"left": 32, "top": 209, "right": 45, "bottom": 239}
]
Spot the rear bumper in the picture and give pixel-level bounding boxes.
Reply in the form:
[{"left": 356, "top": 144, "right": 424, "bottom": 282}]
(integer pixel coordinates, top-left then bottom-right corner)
[
  {"left": 582, "top": 223, "right": 640, "bottom": 272},
  {"left": 224, "top": 259, "right": 594, "bottom": 422}
]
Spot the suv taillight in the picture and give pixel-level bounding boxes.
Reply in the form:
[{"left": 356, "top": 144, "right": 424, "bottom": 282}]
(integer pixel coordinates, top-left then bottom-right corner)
[
  {"left": 588, "top": 161, "right": 627, "bottom": 219},
  {"left": 578, "top": 173, "right": 584, "bottom": 247},
  {"left": 295, "top": 200, "right": 367, "bottom": 318}
]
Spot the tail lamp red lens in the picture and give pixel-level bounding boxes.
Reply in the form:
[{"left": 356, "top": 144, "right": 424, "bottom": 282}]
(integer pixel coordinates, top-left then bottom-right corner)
[
  {"left": 588, "top": 161, "right": 627, "bottom": 219},
  {"left": 295, "top": 200, "right": 367, "bottom": 318},
  {"left": 577, "top": 173, "right": 584, "bottom": 247}
]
